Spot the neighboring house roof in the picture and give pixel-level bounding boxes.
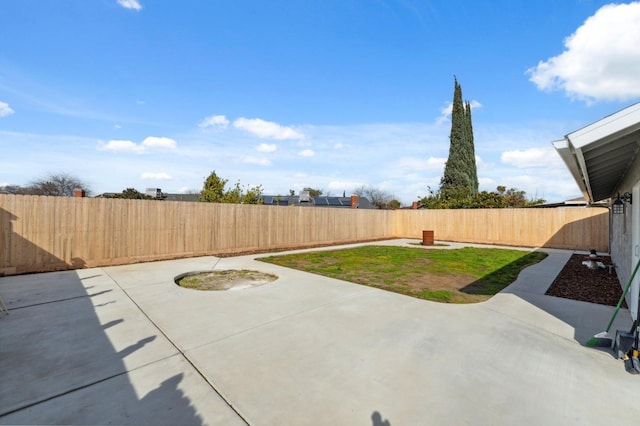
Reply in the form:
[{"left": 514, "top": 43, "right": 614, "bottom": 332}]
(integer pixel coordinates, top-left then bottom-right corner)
[
  {"left": 94, "top": 189, "right": 372, "bottom": 207},
  {"left": 94, "top": 191, "right": 200, "bottom": 202},
  {"left": 528, "top": 197, "right": 609, "bottom": 208},
  {"left": 553, "top": 102, "right": 640, "bottom": 202},
  {"left": 261, "top": 195, "right": 374, "bottom": 209},
  {"left": 164, "top": 193, "right": 200, "bottom": 202}
]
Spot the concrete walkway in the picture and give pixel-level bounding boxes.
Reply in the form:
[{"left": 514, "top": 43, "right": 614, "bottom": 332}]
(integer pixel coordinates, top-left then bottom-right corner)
[{"left": 1, "top": 240, "right": 638, "bottom": 425}]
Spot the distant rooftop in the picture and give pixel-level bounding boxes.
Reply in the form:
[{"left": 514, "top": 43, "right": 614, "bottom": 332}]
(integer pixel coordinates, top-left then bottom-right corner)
[{"left": 260, "top": 194, "right": 373, "bottom": 209}]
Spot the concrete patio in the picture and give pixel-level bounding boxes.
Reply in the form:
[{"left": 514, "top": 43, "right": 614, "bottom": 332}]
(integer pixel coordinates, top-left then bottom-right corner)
[{"left": 1, "top": 240, "right": 638, "bottom": 425}]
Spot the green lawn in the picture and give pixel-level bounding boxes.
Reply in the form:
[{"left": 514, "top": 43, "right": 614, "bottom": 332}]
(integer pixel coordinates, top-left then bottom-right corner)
[{"left": 259, "top": 245, "right": 548, "bottom": 303}]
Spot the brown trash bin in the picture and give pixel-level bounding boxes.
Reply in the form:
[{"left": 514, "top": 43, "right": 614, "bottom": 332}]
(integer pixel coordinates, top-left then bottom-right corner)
[{"left": 422, "top": 230, "right": 434, "bottom": 246}]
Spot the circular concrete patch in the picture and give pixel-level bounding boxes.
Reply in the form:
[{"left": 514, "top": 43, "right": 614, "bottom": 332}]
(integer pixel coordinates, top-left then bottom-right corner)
[{"left": 175, "top": 270, "right": 278, "bottom": 291}]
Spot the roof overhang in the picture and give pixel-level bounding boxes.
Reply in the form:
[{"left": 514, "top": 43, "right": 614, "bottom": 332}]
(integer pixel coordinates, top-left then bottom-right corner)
[{"left": 553, "top": 103, "right": 640, "bottom": 203}]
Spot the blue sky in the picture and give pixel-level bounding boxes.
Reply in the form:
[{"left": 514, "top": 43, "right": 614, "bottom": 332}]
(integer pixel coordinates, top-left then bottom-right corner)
[{"left": 1, "top": 0, "right": 639, "bottom": 204}]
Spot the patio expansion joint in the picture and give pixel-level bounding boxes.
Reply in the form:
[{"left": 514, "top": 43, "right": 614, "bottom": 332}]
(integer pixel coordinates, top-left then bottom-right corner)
[
  {"left": 102, "top": 268, "right": 252, "bottom": 426},
  {"left": 3, "top": 293, "right": 103, "bottom": 311}
]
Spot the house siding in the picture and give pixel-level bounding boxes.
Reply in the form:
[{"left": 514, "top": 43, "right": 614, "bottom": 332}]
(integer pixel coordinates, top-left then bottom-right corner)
[{"left": 611, "top": 152, "right": 640, "bottom": 318}]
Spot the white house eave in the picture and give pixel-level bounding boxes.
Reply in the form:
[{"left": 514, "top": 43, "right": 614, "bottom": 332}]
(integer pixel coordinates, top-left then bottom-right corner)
[
  {"left": 553, "top": 103, "right": 640, "bottom": 203},
  {"left": 567, "top": 102, "right": 640, "bottom": 149},
  {"left": 552, "top": 139, "right": 591, "bottom": 201}
]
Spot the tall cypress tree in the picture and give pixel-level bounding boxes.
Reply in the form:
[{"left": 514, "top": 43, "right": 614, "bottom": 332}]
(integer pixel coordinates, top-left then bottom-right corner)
[
  {"left": 465, "top": 100, "right": 479, "bottom": 194},
  {"left": 440, "top": 77, "right": 469, "bottom": 196},
  {"left": 440, "top": 77, "right": 478, "bottom": 198}
]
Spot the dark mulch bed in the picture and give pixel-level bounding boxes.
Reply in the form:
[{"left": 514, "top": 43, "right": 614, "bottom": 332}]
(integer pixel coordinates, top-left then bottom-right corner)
[{"left": 545, "top": 254, "right": 626, "bottom": 307}]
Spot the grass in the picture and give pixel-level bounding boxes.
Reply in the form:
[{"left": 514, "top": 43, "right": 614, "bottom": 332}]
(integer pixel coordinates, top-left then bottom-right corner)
[
  {"left": 259, "top": 245, "right": 547, "bottom": 303},
  {"left": 418, "top": 289, "right": 455, "bottom": 302}
]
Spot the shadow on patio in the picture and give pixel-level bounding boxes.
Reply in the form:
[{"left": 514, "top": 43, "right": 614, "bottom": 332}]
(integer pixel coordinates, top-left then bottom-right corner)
[
  {"left": 0, "top": 207, "right": 207, "bottom": 425},
  {"left": 483, "top": 215, "right": 633, "bottom": 351}
]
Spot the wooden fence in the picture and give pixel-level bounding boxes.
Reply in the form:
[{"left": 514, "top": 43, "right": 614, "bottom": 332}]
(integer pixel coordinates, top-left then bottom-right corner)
[
  {"left": 393, "top": 207, "right": 609, "bottom": 250},
  {"left": 0, "top": 194, "right": 609, "bottom": 275}
]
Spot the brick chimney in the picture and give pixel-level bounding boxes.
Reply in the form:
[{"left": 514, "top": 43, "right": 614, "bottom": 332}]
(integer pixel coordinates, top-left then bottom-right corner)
[
  {"left": 73, "top": 188, "right": 86, "bottom": 198},
  {"left": 412, "top": 201, "right": 418, "bottom": 209},
  {"left": 350, "top": 195, "right": 359, "bottom": 209}
]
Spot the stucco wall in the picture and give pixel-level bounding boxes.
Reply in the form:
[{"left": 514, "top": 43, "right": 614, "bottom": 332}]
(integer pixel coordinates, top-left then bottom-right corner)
[
  {"left": 611, "top": 152, "right": 640, "bottom": 318},
  {"left": 610, "top": 203, "right": 633, "bottom": 284}
]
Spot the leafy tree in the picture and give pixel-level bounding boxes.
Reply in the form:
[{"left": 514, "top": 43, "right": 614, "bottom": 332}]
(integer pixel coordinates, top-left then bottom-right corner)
[
  {"left": 495, "top": 186, "right": 545, "bottom": 208},
  {"left": 222, "top": 180, "right": 243, "bottom": 204},
  {"left": 440, "top": 78, "right": 478, "bottom": 199},
  {"left": 201, "top": 171, "right": 228, "bottom": 203},
  {"left": 303, "top": 187, "right": 323, "bottom": 197},
  {"left": 419, "top": 186, "right": 545, "bottom": 209},
  {"left": 106, "top": 188, "right": 155, "bottom": 200},
  {"left": 240, "top": 185, "right": 263, "bottom": 205},
  {"left": 200, "top": 170, "right": 263, "bottom": 204},
  {"left": 388, "top": 199, "right": 401, "bottom": 209}
]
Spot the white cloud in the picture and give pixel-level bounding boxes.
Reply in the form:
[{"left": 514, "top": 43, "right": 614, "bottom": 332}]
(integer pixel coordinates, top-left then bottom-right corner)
[
  {"left": 298, "top": 149, "right": 315, "bottom": 157},
  {"left": 99, "top": 140, "right": 145, "bottom": 154},
  {"left": 114, "top": 124, "right": 122, "bottom": 129},
  {"left": 474, "top": 155, "right": 489, "bottom": 170},
  {"left": 396, "top": 156, "right": 446, "bottom": 171},
  {"left": 242, "top": 156, "right": 272, "bottom": 166},
  {"left": 436, "top": 100, "right": 482, "bottom": 124},
  {"left": 0, "top": 101, "right": 15, "bottom": 117},
  {"left": 117, "top": 0, "right": 142, "bottom": 11},
  {"left": 141, "top": 172, "right": 172, "bottom": 180},
  {"left": 478, "top": 177, "right": 495, "bottom": 189},
  {"left": 495, "top": 174, "right": 575, "bottom": 201},
  {"left": 469, "top": 100, "right": 482, "bottom": 110},
  {"left": 141, "top": 136, "right": 177, "bottom": 149},
  {"left": 98, "top": 136, "right": 176, "bottom": 153},
  {"left": 233, "top": 117, "right": 305, "bottom": 140},
  {"left": 501, "top": 147, "right": 563, "bottom": 168},
  {"left": 436, "top": 103, "right": 453, "bottom": 124},
  {"left": 477, "top": 143, "right": 578, "bottom": 201},
  {"left": 256, "top": 143, "right": 277, "bottom": 152},
  {"left": 199, "top": 114, "right": 229, "bottom": 129},
  {"left": 79, "top": 119, "right": 576, "bottom": 204},
  {"left": 527, "top": 2, "right": 640, "bottom": 102}
]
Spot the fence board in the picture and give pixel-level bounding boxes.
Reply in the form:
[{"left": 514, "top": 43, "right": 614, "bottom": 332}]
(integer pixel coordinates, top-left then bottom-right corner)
[
  {"left": 393, "top": 207, "right": 609, "bottom": 250},
  {"left": 0, "top": 194, "right": 608, "bottom": 275}
]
